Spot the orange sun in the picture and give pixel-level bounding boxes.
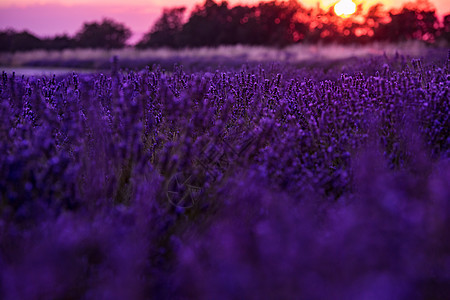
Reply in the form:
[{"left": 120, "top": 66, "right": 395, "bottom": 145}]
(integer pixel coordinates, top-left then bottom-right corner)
[{"left": 334, "top": 0, "right": 356, "bottom": 16}]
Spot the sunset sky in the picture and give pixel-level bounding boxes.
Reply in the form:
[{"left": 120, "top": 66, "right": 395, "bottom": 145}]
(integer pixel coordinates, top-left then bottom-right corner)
[{"left": 1, "top": 0, "right": 449, "bottom": 44}]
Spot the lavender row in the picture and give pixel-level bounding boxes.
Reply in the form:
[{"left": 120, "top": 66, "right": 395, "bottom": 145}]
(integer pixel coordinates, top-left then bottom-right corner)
[{"left": 0, "top": 53, "right": 449, "bottom": 299}]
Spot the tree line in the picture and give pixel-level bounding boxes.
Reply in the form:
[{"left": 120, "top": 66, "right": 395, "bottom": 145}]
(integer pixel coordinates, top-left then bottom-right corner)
[
  {"left": 0, "top": 19, "right": 131, "bottom": 52},
  {"left": 1, "top": 0, "right": 449, "bottom": 52}
]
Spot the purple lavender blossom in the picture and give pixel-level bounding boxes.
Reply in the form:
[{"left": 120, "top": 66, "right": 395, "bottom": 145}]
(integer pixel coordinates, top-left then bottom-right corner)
[{"left": 0, "top": 51, "right": 449, "bottom": 299}]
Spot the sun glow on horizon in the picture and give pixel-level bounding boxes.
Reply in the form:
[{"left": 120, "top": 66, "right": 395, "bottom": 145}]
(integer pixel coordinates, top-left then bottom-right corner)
[{"left": 334, "top": 0, "right": 356, "bottom": 16}]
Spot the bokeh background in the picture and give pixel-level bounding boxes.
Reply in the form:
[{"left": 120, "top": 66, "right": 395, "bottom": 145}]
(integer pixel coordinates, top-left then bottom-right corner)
[{"left": 0, "top": 0, "right": 449, "bottom": 48}]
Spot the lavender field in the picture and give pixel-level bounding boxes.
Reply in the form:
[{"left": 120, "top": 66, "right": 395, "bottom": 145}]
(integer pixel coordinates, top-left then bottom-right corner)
[{"left": 0, "top": 50, "right": 449, "bottom": 299}]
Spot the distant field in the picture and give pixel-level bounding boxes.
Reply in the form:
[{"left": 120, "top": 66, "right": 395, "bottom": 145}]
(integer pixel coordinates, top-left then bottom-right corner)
[
  {"left": 0, "top": 67, "right": 99, "bottom": 76},
  {"left": 1, "top": 42, "right": 446, "bottom": 72}
]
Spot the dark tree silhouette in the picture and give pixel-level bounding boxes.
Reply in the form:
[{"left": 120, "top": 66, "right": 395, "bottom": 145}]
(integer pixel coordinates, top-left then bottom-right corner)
[
  {"left": 364, "top": 4, "right": 386, "bottom": 37},
  {"left": 75, "top": 18, "right": 131, "bottom": 49},
  {"left": 12, "top": 31, "right": 42, "bottom": 51},
  {"left": 0, "top": 30, "right": 15, "bottom": 52},
  {"left": 178, "top": 0, "right": 231, "bottom": 47},
  {"left": 415, "top": 9, "right": 439, "bottom": 42},
  {"left": 43, "top": 34, "right": 76, "bottom": 50},
  {"left": 252, "top": 0, "right": 308, "bottom": 46},
  {"left": 137, "top": 7, "right": 186, "bottom": 48},
  {"left": 442, "top": 14, "right": 450, "bottom": 42},
  {"left": 225, "top": 5, "right": 259, "bottom": 44},
  {"left": 138, "top": 0, "right": 309, "bottom": 48},
  {"left": 0, "top": 30, "right": 42, "bottom": 52},
  {"left": 307, "top": 7, "right": 340, "bottom": 44},
  {"left": 374, "top": 1, "right": 439, "bottom": 42}
]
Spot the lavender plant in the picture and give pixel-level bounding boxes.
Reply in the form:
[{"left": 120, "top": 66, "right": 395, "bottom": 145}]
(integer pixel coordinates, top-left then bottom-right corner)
[{"left": 0, "top": 51, "right": 449, "bottom": 299}]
